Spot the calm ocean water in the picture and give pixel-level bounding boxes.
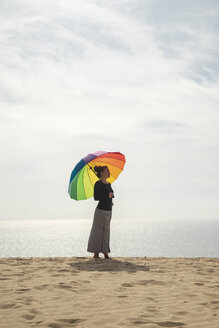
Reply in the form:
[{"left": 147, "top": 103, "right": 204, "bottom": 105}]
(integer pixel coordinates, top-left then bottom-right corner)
[{"left": 0, "top": 218, "right": 218, "bottom": 258}]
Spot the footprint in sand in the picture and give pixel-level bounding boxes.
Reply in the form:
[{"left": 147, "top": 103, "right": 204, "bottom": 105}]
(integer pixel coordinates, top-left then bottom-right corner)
[
  {"left": 34, "top": 284, "right": 49, "bottom": 290},
  {"left": 58, "top": 283, "right": 72, "bottom": 289},
  {"left": 117, "top": 295, "right": 128, "bottom": 298},
  {"left": 155, "top": 322, "right": 185, "bottom": 327},
  {"left": 121, "top": 283, "right": 134, "bottom": 287},
  {"left": 145, "top": 297, "right": 154, "bottom": 301},
  {"left": 197, "top": 271, "right": 206, "bottom": 275},
  {"left": 194, "top": 282, "right": 205, "bottom": 286},
  {"left": 130, "top": 319, "right": 185, "bottom": 327},
  {"left": 136, "top": 279, "right": 165, "bottom": 286},
  {"left": 146, "top": 307, "right": 158, "bottom": 313},
  {"left": 175, "top": 311, "right": 188, "bottom": 315},
  {"left": 25, "top": 296, "right": 34, "bottom": 301},
  {"left": 81, "top": 280, "right": 90, "bottom": 283},
  {"left": 59, "top": 285, "right": 72, "bottom": 289},
  {"left": 22, "top": 314, "right": 35, "bottom": 320},
  {"left": 13, "top": 305, "right": 23, "bottom": 309},
  {"left": 0, "top": 303, "right": 15, "bottom": 309},
  {"left": 16, "top": 288, "right": 31, "bottom": 292},
  {"left": 29, "top": 308, "right": 41, "bottom": 314},
  {"left": 57, "top": 318, "right": 85, "bottom": 323},
  {"left": 12, "top": 273, "right": 24, "bottom": 276},
  {"left": 38, "top": 266, "right": 48, "bottom": 269},
  {"left": 57, "top": 269, "right": 70, "bottom": 272},
  {"left": 130, "top": 320, "right": 148, "bottom": 325},
  {"left": 48, "top": 318, "right": 86, "bottom": 328}
]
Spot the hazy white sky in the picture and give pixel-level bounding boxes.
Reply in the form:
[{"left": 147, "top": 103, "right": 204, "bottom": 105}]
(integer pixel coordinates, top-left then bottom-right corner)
[{"left": 1, "top": 0, "right": 219, "bottom": 220}]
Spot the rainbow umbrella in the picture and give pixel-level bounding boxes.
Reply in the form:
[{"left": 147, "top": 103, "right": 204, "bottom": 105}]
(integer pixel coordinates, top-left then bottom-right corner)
[{"left": 68, "top": 150, "right": 126, "bottom": 200}]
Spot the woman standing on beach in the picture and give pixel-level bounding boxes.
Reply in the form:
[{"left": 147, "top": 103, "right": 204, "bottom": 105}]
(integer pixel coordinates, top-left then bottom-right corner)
[{"left": 87, "top": 165, "right": 114, "bottom": 259}]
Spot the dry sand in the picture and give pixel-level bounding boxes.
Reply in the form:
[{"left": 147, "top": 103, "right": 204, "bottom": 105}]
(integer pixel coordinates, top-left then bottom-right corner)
[{"left": 0, "top": 256, "right": 219, "bottom": 328}]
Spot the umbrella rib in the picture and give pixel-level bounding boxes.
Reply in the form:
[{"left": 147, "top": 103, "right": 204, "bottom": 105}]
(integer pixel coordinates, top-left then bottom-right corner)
[
  {"left": 86, "top": 164, "right": 95, "bottom": 197},
  {"left": 74, "top": 170, "right": 81, "bottom": 200},
  {"left": 81, "top": 165, "right": 87, "bottom": 199}
]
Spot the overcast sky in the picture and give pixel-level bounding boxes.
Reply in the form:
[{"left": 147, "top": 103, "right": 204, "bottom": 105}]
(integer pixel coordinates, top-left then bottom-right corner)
[{"left": 1, "top": 0, "right": 219, "bottom": 221}]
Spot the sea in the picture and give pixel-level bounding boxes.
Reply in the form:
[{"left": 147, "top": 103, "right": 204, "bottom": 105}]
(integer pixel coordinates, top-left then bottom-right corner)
[{"left": 0, "top": 218, "right": 219, "bottom": 258}]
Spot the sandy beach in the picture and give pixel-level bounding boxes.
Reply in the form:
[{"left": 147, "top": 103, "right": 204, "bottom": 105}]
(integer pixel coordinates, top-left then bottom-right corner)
[{"left": 0, "top": 256, "right": 219, "bottom": 327}]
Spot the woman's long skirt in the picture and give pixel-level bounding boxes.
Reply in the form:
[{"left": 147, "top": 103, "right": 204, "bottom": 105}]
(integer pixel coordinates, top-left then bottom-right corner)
[{"left": 87, "top": 206, "right": 112, "bottom": 254}]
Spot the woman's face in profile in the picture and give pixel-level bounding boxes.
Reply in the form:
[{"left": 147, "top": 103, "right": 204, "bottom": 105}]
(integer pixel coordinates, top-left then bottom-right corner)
[{"left": 102, "top": 167, "right": 110, "bottom": 178}]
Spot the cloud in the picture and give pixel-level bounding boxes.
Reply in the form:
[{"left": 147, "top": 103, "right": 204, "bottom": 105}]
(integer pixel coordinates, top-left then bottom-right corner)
[
  {"left": 0, "top": 0, "right": 218, "bottom": 220},
  {"left": 141, "top": 119, "right": 192, "bottom": 134},
  {"left": 103, "top": 0, "right": 219, "bottom": 84}
]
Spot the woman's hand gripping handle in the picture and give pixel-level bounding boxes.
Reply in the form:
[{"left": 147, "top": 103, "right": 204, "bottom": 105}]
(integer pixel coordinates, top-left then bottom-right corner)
[{"left": 108, "top": 192, "right": 114, "bottom": 199}]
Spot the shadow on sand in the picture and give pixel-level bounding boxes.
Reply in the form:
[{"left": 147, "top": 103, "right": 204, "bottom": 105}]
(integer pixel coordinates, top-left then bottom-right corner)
[{"left": 68, "top": 257, "right": 150, "bottom": 272}]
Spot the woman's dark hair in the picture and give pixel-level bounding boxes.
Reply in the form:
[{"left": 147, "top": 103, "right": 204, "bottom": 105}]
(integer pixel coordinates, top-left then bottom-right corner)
[{"left": 94, "top": 165, "right": 108, "bottom": 179}]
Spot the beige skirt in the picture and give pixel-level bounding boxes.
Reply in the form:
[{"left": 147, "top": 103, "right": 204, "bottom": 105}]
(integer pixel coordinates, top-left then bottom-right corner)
[{"left": 87, "top": 206, "right": 112, "bottom": 254}]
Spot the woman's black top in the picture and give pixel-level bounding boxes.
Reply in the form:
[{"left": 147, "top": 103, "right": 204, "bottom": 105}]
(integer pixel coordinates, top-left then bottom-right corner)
[{"left": 94, "top": 180, "right": 114, "bottom": 211}]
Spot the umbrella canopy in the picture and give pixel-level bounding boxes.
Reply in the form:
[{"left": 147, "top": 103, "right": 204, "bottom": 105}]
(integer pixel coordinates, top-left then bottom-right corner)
[{"left": 68, "top": 150, "right": 126, "bottom": 200}]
